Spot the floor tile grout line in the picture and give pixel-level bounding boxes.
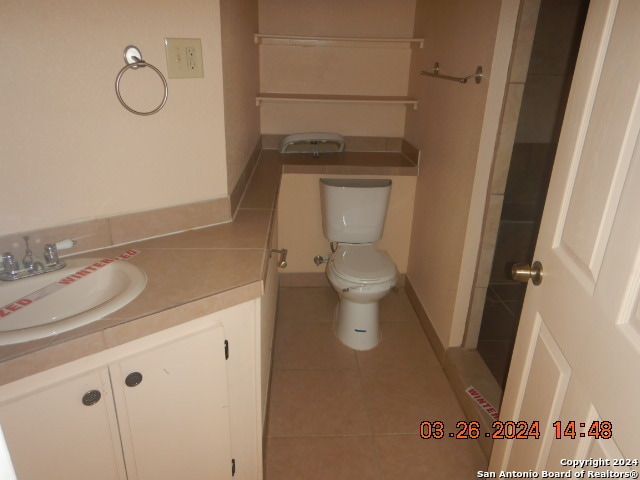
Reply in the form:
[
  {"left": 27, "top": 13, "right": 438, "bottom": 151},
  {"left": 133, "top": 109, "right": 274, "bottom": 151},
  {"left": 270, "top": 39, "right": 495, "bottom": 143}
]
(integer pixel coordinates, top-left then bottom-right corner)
[{"left": 356, "top": 345, "right": 389, "bottom": 479}]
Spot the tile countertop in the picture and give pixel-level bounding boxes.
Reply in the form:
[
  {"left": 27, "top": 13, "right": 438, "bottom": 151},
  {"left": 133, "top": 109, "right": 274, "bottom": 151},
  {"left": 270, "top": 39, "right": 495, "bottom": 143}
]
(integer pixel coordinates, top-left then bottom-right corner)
[{"left": 0, "top": 150, "right": 418, "bottom": 386}]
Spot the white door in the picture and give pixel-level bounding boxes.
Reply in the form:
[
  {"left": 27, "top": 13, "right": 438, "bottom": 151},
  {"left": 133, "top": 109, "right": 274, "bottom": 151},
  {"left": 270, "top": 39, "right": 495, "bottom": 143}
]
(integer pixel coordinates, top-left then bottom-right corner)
[{"left": 490, "top": 0, "right": 640, "bottom": 472}]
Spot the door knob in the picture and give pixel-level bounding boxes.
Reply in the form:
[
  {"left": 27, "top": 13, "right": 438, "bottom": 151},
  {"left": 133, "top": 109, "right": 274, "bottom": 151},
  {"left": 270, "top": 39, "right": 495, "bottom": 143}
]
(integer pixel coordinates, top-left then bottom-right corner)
[{"left": 511, "top": 261, "right": 543, "bottom": 285}]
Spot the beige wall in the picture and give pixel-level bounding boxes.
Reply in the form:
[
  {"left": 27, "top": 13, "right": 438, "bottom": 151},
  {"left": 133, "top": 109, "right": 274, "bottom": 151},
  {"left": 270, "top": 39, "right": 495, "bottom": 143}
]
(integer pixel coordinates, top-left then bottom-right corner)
[
  {"left": 404, "top": 0, "right": 505, "bottom": 347},
  {"left": 277, "top": 174, "right": 416, "bottom": 273},
  {"left": 2, "top": 0, "right": 228, "bottom": 236},
  {"left": 220, "top": 0, "right": 261, "bottom": 193},
  {"left": 258, "top": 0, "right": 417, "bottom": 37},
  {"left": 257, "top": 0, "right": 416, "bottom": 136}
]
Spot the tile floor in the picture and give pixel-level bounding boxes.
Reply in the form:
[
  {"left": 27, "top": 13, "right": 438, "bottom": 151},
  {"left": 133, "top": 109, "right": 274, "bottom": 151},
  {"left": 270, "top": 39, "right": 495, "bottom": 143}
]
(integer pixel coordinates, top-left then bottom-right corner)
[
  {"left": 477, "top": 284, "right": 526, "bottom": 386},
  {"left": 264, "top": 287, "right": 487, "bottom": 479}
]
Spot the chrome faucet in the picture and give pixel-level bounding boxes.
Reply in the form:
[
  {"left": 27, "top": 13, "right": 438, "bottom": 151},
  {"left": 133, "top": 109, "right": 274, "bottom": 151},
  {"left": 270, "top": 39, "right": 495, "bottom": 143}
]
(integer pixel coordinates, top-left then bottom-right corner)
[
  {"left": 1, "top": 237, "right": 76, "bottom": 281},
  {"left": 22, "top": 236, "right": 44, "bottom": 272}
]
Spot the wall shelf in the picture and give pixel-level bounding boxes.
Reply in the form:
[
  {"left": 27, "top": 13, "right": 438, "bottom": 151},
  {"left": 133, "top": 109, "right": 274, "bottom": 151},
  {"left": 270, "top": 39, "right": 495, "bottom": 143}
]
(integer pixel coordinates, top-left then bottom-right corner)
[
  {"left": 256, "top": 93, "right": 418, "bottom": 110},
  {"left": 254, "top": 33, "right": 424, "bottom": 49}
]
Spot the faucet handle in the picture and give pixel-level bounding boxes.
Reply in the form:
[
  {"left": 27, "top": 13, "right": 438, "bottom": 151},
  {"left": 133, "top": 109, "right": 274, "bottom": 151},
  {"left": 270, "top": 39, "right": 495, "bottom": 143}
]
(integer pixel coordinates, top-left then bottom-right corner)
[
  {"left": 44, "top": 239, "right": 76, "bottom": 265},
  {"left": 54, "top": 239, "right": 77, "bottom": 250},
  {"left": 2, "top": 253, "right": 20, "bottom": 275},
  {"left": 44, "top": 244, "right": 59, "bottom": 264}
]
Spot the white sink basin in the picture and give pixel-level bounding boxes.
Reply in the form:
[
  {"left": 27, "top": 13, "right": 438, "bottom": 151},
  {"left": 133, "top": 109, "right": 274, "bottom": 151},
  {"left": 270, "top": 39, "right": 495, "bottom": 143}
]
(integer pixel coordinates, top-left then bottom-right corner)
[{"left": 0, "top": 258, "right": 147, "bottom": 345}]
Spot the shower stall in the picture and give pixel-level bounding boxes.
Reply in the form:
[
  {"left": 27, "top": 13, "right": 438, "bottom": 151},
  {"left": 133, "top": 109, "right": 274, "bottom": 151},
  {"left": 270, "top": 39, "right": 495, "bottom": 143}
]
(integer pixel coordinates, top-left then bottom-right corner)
[{"left": 469, "top": 0, "right": 590, "bottom": 388}]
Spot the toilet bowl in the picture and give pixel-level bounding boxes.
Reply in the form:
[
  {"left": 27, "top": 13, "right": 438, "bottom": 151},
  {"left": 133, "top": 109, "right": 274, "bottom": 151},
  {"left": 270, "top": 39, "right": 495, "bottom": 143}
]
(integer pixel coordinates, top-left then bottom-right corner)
[
  {"left": 319, "top": 178, "right": 398, "bottom": 350},
  {"left": 327, "top": 244, "right": 396, "bottom": 350}
]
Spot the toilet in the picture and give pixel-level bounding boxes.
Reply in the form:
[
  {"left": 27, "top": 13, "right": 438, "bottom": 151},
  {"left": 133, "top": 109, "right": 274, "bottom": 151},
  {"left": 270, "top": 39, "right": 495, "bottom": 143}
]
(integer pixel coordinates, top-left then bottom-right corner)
[{"left": 320, "top": 178, "right": 397, "bottom": 350}]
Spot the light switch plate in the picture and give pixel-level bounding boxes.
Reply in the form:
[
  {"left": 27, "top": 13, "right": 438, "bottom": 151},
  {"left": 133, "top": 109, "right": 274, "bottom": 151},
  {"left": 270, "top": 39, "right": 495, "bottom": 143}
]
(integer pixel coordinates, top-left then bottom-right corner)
[{"left": 164, "top": 38, "right": 204, "bottom": 78}]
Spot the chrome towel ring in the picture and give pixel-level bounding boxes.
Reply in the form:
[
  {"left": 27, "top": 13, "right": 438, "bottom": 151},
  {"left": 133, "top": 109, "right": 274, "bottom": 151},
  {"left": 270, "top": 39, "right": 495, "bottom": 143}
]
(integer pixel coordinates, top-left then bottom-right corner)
[{"left": 115, "top": 45, "right": 168, "bottom": 116}]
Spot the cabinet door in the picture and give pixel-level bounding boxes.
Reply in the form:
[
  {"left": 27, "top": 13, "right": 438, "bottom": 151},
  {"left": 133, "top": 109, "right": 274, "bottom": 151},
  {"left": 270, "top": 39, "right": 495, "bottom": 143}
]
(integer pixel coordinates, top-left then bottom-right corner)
[
  {"left": 111, "top": 323, "right": 232, "bottom": 480},
  {"left": 0, "top": 367, "right": 126, "bottom": 480}
]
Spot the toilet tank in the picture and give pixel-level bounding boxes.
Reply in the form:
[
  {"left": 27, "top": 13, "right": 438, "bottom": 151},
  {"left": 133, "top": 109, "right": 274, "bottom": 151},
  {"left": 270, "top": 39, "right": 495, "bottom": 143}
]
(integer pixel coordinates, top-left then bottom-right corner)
[{"left": 320, "top": 178, "right": 392, "bottom": 243}]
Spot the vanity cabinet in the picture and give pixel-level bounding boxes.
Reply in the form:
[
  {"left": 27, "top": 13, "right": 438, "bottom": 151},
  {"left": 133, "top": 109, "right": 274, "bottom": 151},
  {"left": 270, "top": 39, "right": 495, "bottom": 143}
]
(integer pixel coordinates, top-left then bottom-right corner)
[{"left": 0, "top": 307, "right": 248, "bottom": 480}]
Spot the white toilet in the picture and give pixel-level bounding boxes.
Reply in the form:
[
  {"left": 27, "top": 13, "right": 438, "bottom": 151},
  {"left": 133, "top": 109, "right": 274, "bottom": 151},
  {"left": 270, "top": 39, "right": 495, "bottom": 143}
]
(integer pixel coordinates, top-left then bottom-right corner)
[{"left": 320, "top": 178, "right": 397, "bottom": 350}]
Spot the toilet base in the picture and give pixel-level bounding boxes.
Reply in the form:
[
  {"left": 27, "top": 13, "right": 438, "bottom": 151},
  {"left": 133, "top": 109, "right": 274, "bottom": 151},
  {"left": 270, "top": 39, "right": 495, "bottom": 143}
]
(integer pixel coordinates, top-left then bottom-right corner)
[{"left": 334, "top": 298, "right": 380, "bottom": 351}]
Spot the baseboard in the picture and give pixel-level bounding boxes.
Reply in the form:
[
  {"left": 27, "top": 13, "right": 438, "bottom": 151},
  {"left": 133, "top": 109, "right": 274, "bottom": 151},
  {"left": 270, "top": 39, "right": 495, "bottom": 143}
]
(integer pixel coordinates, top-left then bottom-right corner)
[
  {"left": 278, "top": 272, "right": 330, "bottom": 287},
  {"left": 404, "top": 278, "right": 445, "bottom": 363}
]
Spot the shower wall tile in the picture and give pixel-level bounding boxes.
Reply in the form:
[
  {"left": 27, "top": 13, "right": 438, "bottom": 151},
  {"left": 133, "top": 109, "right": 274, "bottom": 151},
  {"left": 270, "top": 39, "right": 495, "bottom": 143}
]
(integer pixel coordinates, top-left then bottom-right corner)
[
  {"left": 515, "top": 74, "right": 567, "bottom": 144},
  {"left": 529, "top": 0, "right": 587, "bottom": 76},
  {"left": 477, "top": 287, "right": 520, "bottom": 385},
  {"left": 491, "top": 284, "right": 527, "bottom": 318},
  {"left": 476, "top": 194, "right": 504, "bottom": 289},
  {"left": 500, "top": 203, "right": 541, "bottom": 223},
  {"left": 504, "top": 142, "right": 555, "bottom": 212},
  {"left": 489, "top": 220, "right": 538, "bottom": 284},
  {"left": 510, "top": 0, "right": 542, "bottom": 83},
  {"left": 464, "top": 286, "right": 488, "bottom": 349},
  {"left": 478, "top": 298, "right": 518, "bottom": 343},
  {"left": 491, "top": 83, "right": 525, "bottom": 195},
  {"left": 477, "top": 339, "right": 513, "bottom": 387}
]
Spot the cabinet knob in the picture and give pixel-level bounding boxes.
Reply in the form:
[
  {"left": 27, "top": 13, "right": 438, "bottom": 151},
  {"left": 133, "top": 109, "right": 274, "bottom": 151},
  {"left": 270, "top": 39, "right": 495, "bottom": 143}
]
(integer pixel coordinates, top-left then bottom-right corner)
[
  {"left": 82, "top": 390, "right": 102, "bottom": 406},
  {"left": 125, "top": 372, "right": 143, "bottom": 387}
]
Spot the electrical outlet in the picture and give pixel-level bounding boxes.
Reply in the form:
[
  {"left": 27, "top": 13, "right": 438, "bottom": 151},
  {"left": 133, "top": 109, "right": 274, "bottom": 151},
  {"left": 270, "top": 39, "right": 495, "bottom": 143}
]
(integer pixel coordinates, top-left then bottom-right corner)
[{"left": 164, "top": 38, "right": 204, "bottom": 78}]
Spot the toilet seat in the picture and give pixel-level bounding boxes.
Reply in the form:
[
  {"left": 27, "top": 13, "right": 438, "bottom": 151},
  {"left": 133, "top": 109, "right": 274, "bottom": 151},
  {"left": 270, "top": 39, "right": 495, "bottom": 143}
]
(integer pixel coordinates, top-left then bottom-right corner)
[{"left": 329, "top": 245, "right": 396, "bottom": 284}]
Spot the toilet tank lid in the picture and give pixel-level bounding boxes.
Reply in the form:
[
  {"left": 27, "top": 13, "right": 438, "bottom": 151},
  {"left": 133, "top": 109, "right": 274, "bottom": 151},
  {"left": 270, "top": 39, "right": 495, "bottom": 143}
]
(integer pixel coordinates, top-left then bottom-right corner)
[
  {"left": 321, "top": 178, "right": 391, "bottom": 188},
  {"left": 330, "top": 245, "right": 396, "bottom": 283}
]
